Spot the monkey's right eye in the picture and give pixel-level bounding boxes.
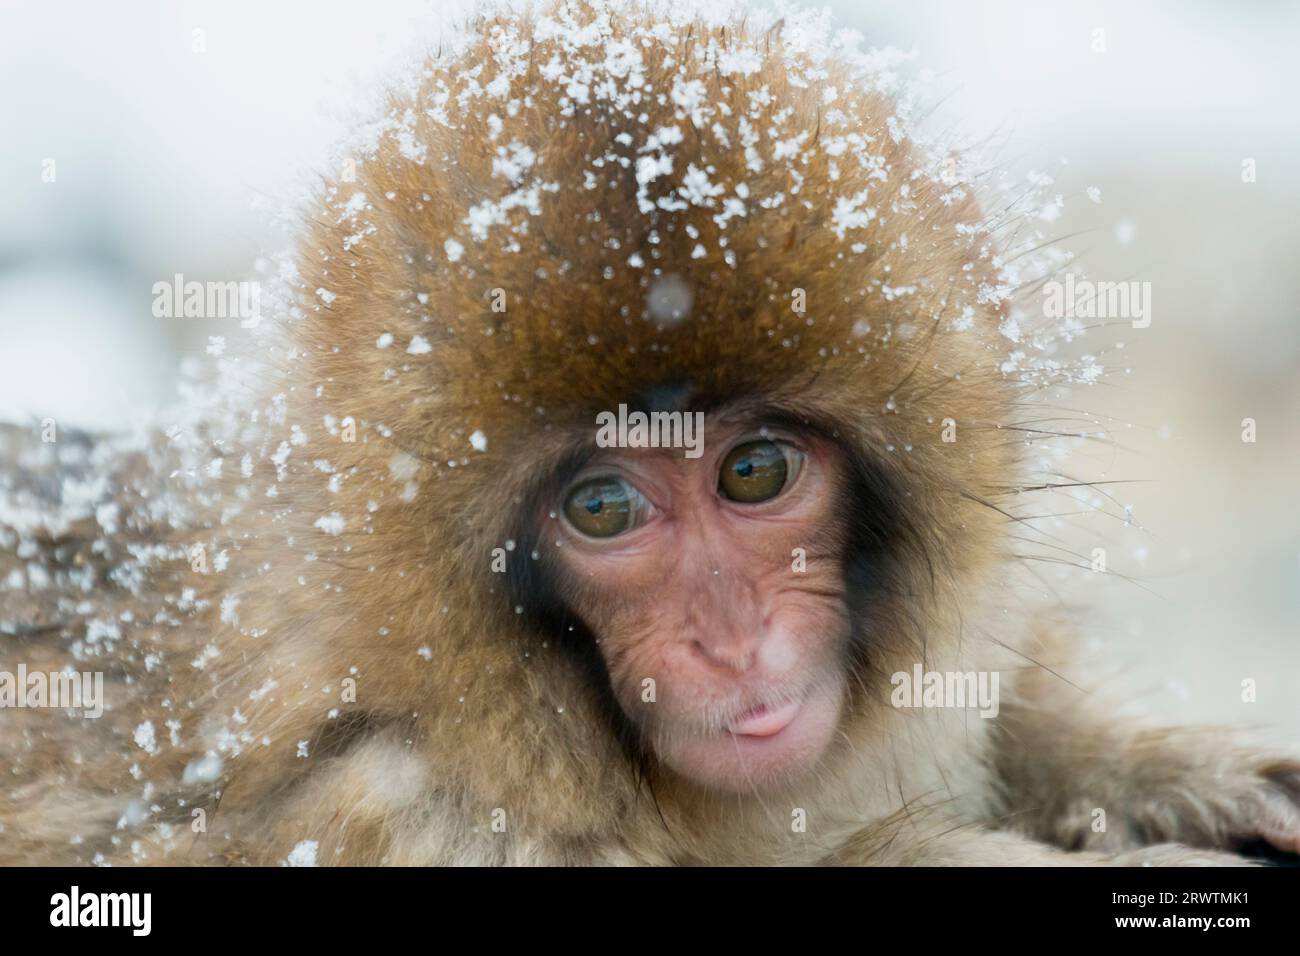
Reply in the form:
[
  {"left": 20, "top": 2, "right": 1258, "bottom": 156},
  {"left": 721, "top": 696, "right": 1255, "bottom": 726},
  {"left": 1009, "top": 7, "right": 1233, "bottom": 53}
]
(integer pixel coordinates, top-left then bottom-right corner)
[{"left": 562, "top": 477, "right": 649, "bottom": 538}]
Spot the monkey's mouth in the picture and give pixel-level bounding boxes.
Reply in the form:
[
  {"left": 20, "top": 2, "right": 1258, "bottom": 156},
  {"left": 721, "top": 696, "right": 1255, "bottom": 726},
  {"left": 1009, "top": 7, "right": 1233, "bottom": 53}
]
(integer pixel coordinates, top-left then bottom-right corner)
[
  {"left": 726, "top": 699, "right": 803, "bottom": 738},
  {"left": 657, "top": 678, "right": 845, "bottom": 791}
]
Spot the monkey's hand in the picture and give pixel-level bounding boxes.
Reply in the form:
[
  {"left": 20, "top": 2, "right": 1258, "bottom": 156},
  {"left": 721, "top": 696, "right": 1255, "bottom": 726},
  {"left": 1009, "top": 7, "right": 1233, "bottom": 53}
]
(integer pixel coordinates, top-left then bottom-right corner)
[{"left": 1007, "top": 724, "right": 1300, "bottom": 860}]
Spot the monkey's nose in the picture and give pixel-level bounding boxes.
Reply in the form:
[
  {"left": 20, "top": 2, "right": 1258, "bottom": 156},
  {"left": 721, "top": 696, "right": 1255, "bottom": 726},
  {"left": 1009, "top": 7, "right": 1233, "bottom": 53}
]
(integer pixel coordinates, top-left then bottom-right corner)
[{"left": 690, "top": 636, "right": 758, "bottom": 674}]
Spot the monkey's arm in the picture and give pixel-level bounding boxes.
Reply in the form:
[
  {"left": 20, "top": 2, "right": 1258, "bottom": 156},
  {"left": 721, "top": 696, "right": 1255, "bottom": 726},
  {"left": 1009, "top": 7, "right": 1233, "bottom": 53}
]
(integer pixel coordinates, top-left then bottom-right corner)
[
  {"left": 991, "top": 673, "right": 1300, "bottom": 859},
  {"left": 822, "top": 812, "right": 1254, "bottom": 866}
]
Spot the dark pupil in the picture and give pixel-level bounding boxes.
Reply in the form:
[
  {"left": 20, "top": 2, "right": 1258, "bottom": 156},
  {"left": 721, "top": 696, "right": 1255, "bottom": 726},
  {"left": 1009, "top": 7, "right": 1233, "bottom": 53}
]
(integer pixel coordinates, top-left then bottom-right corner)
[
  {"left": 584, "top": 497, "right": 603, "bottom": 515},
  {"left": 734, "top": 459, "right": 754, "bottom": 478}
]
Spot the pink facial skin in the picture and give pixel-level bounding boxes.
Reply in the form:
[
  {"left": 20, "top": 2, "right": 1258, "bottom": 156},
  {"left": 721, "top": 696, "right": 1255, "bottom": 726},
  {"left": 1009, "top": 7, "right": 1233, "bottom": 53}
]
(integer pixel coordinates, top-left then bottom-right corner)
[{"left": 547, "top": 421, "right": 851, "bottom": 793}]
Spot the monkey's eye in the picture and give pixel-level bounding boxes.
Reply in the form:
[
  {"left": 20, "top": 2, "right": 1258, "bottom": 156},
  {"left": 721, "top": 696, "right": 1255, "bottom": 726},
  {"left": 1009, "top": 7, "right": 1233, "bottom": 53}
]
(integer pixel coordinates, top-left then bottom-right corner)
[
  {"left": 562, "top": 477, "right": 650, "bottom": 538},
  {"left": 718, "top": 439, "right": 803, "bottom": 504}
]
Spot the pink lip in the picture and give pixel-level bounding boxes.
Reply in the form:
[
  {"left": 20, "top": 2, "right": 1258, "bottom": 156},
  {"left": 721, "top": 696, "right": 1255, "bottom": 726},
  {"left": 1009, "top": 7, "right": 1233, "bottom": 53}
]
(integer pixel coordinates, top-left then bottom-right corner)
[{"left": 727, "top": 699, "right": 802, "bottom": 738}]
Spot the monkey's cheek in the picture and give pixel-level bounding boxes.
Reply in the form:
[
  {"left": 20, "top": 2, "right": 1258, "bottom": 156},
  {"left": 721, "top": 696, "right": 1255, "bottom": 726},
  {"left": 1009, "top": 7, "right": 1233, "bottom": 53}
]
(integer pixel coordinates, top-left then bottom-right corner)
[{"left": 658, "top": 682, "right": 845, "bottom": 793}]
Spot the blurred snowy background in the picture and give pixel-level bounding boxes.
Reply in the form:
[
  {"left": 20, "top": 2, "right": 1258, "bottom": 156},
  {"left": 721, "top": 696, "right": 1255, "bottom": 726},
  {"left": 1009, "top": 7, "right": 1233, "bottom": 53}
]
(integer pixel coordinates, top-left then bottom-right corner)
[{"left": 1, "top": 0, "right": 1296, "bottom": 729}]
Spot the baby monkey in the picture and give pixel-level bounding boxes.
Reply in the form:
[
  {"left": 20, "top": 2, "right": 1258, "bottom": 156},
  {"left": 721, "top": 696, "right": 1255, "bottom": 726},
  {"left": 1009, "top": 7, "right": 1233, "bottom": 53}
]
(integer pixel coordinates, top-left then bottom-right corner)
[{"left": 1, "top": 0, "right": 1298, "bottom": 866}]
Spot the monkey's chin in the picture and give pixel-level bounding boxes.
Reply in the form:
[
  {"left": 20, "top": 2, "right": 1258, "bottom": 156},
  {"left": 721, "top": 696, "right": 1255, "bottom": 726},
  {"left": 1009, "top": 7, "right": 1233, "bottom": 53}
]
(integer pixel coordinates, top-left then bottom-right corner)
[{"left": 660, "top": 681, "right": 845, "bottom": 793}]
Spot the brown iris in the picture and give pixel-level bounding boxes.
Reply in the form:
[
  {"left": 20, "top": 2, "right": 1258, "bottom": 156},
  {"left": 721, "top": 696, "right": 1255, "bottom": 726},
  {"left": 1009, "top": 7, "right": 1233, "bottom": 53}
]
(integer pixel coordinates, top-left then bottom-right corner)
[
  {"left": 563, "top": 477, "right": 639, "bottom": 538},
  {"left": 719, "top": 439, "right": 789, "bottom": 503}
]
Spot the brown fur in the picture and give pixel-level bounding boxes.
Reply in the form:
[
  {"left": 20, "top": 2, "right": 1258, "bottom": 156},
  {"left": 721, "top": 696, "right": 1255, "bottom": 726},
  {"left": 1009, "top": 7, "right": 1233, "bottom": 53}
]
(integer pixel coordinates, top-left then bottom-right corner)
[{"left": 1, "top": 1, "right": 1297, "bottom": 866}]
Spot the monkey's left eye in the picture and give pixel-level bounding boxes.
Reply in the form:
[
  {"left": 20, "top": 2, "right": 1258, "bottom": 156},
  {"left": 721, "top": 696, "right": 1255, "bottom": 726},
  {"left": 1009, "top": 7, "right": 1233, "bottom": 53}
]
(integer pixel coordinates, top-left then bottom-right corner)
[
  {"left": 718, "top": 439, "right": 804, "bottom": 504},
  {"left": 562, "top": 477, "right": 651, "bottom": 538}
]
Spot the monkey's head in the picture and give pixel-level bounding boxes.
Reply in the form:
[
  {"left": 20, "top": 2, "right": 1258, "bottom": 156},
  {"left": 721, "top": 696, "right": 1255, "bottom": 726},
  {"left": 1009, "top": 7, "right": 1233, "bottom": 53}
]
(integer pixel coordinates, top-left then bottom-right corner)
[{"left": 289, "top": 1, "right": 1020, "bottom": 800}]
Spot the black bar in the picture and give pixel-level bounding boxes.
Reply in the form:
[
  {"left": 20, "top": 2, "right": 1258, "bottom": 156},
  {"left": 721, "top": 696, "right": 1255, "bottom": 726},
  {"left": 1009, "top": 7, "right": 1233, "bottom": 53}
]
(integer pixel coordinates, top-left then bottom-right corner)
[{"left": 0, "top": 864, "right": 1291, "bottom": 941}]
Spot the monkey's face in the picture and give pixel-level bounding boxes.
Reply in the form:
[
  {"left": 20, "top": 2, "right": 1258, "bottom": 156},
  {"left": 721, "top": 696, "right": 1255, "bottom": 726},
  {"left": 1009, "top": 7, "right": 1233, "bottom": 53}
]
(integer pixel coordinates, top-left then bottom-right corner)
[{"left": 544, "top": 419, "right": 853, "bottom": 792}]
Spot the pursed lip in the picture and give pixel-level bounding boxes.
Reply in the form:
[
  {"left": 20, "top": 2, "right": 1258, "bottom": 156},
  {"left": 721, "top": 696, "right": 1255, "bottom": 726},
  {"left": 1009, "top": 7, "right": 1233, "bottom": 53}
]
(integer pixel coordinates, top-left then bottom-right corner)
[
  {"left": 726, "top": 698, "right": 803, "bottom": 738},
  {"left": 658, "top": 678, "right": 845, "bottom": 791}
]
